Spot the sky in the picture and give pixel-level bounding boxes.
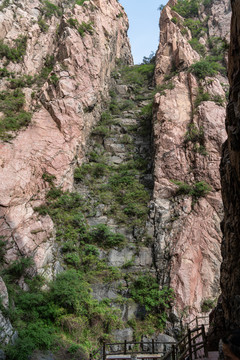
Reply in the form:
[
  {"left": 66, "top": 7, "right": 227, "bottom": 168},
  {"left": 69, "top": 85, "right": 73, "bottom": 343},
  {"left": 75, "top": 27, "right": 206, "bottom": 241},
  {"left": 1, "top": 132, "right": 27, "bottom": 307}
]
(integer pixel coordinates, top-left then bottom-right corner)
[{"left": 119, "top": 0, "right": 168, "bottom": 64}]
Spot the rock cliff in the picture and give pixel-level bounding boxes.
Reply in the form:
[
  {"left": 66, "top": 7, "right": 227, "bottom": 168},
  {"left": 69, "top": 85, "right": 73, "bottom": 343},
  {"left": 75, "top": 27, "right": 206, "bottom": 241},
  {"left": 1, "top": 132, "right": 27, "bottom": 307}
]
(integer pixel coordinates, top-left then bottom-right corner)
[
  {"left": 153, "top": 0, "right": 230, "bottom": 319},
  {"left": 0, "top": 0, "right": 132, "bottom": 273},
  {"left": 218, "top": 0, "right": 240, "bottom": 332},
  {"left": 0, "top": 0, "right": 234, "bottom": 357}
]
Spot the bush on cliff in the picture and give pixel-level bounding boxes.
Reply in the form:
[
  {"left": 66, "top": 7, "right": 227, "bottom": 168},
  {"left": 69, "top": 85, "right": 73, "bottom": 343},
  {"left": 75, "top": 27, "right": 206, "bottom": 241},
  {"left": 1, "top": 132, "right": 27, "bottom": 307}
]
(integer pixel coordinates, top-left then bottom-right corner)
[
  {"left": 172, "top": 180, "right": 212, "bottom": 199},
  {"left": 0, "top": 35, "right": 27, "bottom": 62},
  {"left": 172, "top": 0, "right": 201, "bottom": 18},
  {"left": 130, "top": 275, "right": 174, "bottom": 329},
  {"left": 189, "top": 59, "right": 224, "bottom": 79}
]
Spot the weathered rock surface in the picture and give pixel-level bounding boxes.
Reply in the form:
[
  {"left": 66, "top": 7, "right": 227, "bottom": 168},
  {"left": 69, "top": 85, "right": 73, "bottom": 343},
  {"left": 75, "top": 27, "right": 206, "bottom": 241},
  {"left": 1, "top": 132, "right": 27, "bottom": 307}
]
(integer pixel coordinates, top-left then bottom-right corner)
[
  {"left": 153, "top": 0, "right": 230, "bottom": 319},
  {"left": 0, "top": 0, "right": 132, "bottom": 273},
  {"left": 218, "top": 0, "right": 240, "bottom": 332}
]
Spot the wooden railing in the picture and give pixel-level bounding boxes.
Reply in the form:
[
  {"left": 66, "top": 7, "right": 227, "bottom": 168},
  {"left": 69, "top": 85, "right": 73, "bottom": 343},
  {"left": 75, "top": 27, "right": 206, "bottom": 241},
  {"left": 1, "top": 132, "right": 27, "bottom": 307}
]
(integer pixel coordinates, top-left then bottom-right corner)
[
  {"left": 89, "top": 317, "right": 209, "bottom": 360},
  {"left": 102, "top": 340, "right": 176, "bottom": 360},
  {"left": 161, "top": 325, "right": 208, "bottom": 360}
]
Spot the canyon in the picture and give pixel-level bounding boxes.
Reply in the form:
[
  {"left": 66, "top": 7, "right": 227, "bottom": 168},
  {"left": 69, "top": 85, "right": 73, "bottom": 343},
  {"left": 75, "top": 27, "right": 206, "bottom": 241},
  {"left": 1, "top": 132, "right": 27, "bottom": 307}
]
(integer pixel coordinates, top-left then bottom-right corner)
[{"left": 0, "top": 0, "right": 237, "bottom": 358}]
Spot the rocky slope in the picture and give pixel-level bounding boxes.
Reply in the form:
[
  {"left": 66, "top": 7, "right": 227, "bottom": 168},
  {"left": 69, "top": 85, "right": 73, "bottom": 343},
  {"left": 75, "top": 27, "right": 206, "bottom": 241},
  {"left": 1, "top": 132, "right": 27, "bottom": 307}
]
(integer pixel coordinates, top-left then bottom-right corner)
[
  {"left": 153, "top": 0, "right": 230, "bottom": 319},
  {"left": 218, "top": 0, "right": 240, "bottom": 332}
]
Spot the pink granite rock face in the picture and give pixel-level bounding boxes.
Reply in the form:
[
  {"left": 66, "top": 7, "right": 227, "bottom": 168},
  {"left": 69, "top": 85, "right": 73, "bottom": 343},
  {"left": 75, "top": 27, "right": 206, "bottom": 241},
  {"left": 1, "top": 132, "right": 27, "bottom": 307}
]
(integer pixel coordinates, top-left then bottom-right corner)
[
  {"left": 153, "top": 0, "right": 230, "bottom": 320},
  {"left": 0, "top": 0, "right": 132, "bottom": 274}
]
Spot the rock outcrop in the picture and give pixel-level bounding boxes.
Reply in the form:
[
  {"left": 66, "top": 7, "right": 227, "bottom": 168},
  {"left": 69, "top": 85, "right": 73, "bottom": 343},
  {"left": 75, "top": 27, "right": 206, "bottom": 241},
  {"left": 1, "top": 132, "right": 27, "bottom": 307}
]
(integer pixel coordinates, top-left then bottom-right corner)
[
  {"left": 218, "top": 0, "right": 240, "bottom": 331},
  {"left": 153, "top": 0, "right": 230, "bottom": 319},
  {"left": 0, "top": 0, "right": 132, "bottom": 273}
]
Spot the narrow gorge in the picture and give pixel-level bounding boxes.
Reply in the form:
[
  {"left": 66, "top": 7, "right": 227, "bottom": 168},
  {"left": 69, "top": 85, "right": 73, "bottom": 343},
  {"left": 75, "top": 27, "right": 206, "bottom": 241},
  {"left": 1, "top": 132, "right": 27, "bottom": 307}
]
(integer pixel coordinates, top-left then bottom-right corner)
[{"left": 0, "top": 0, "right": 237, "bottom": 359}]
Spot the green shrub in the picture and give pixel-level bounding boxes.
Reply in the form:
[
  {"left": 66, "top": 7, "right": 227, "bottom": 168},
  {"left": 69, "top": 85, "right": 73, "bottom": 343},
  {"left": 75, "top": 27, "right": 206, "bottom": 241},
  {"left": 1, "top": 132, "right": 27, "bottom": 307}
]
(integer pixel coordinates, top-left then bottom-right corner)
[
  {"left": 212, "top": 94, "right": 225, "bottom": 106},
  {"left": 0, "top": 35, "right": 27, "bottom": 62},
  {"left": 0, "top": 237, "right": 6, "bottom": 264},
  {"left": 183, "top": 19, "right": 207, "bottom": 38},
  {"left": 9, "top": 75, "right": 34, "bottom": 89},
  {"left": 171, "top": 17, "right": 178, "bottom": 24},
  {"left": 92, "top": 124, "right": 110, "bottom": 137},
  {"left": 155, "top": 82, "right": 175, "bottom": 96},
  {"left": 0, "top": 0, "right": 10, "bottom": 11},
  {"left": 89, "top": 224, "right": 125, "bottom": 249},
  {"left": 208, "top": 37, "right": 228, "bottom": 58},
  {"left": 4, "top": 257, "right": 34, "bottom": 281},
  {"left": 50, "top": 269, "right": 90, "bottom": 313},
  {"left": 0, "top": 67, "right": 12, "bottom": 77},
  {"left": 78, "top": 21, "right": 94, "bottom": 36},
  {"left": 42, "top": 172, "right": 56, "bottom": 184},
  {"left": 38, "top": 17, "right": 49, "bottom": 32},
  {"left": 189, "top": 38, "right": 206, "bottom": 56},
  {"left": 129, "top": 275, "right": 174, "bottom": 329},
  {"left": 203, "top": 0, "right": 214, "bottom": 6},
  {"left": 172, "top": 180, "right": 212, "bottom": 198},
  {"left": 172, "top": 0, "right": 200, "bottom": 18},
  {"left": 201, "top": 298, "right": 216, "bottom": 312},
  {"left": 189, "top": 59, "right": 224, "bottom": 79},
  {"left": 120, "top": 63, "right": 155, "bottom": 86},
  {"left": 195, "top": 90, "right": 210, "bottom": 107},
  {"left": 185, "top": 123, "right": 204, "bottom": 144},
  {"left": 5, "top": 321, "right": 55, "bottom": 360},
  {"left": 0, "top": 89, "right": 32, "bottom": 140},
  {"left": 75, "top": 0, "right": 89, "bottom": 5},
  {"left": 49, "top": 73, "right": 59, "bottom": 86},
  {"left": 41, "top": 1, "right": 62, "bottom": 18}
]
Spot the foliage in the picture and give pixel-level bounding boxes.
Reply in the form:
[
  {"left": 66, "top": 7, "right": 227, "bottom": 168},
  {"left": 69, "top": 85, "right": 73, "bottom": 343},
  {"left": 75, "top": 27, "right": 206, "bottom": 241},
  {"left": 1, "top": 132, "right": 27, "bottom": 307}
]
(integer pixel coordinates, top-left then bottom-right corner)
[
  {"left": 189, "top": 59, "right": 224, "bottom": 79},
  {"left": 120, "top": 63, "right": 155, "bottom": 87},
  {"left": 41, "top": 1, "right": 62, "bottom": 18},
  {"left": 185, "top": 123, "right": 204, "bottom": 144},
  {"left": 201, "top": 298, "right": 216, "bottom": 313},
  {"left": 38, "top": 17, "right": 49, "bottom": 33},
  {"left": 172, "top": 180, "right": 212, "bottom": 199},
  {"left": 3, "top": 266, "right": 122, "bottom": 359},
  {"left": 0, "top": 0, "right": 10, "bottom": 11},
  {"left": 194, "top": 90, "right": 210, "bottom": 108},
  {"left": 89, "top": 224, "right": 125, "bottom": 249},
  {"left": 130, "top": 275, "right": 174, "bottom": 328},
  {"left": 0, "top": 89, "right": 32, "bottom": 140},
  {"left": 155, "top": 82, "right": 175, "bottom": 96},
  {"left": 68, "top": 18, "right": 94, "bottom": 36},
  {"left": 3, "top": 257, "right": 34, "bottom": 281},
  {"left": 172, "top": 0, "right": 201, "bottom": 18},
  {"left": 8, "top": 75, "right": 34, "bottom": 89},
  {"left": 142, "top": 51, "right": 155, "bottom": 65},
  {"left": 0, "top": 237, "right": 6, "bottom": 264},
  {"left": 0, "top": 35, "right": 27, "bottom": 63},
  {"left": 189, "top": 38, "right": 206, "bottom": 56},
  {"left": 50, "top": 73, "right": 59, "bottom": 86},
  {"left": 183, "top": 19, "right": 207, "bottom": 38},
  {"left": 75, "top": 0, "right": 89, "bottom": 5}
]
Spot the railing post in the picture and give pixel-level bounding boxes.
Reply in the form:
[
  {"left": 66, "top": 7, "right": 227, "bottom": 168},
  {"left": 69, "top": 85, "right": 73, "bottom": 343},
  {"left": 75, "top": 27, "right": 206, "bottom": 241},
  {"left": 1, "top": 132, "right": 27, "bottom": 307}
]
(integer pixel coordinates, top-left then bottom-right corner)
[
  {"left": 188, "top": 329, "right": 193, "bottom": 360},
  {"left": 152, "top": 339, "right": 155, "bottom": 354},
  {"left": 103, "top": 342, "right": 106, "bottom": 360},
  {"left": 202, "top": 324, "right": 208, "bottom": 358},
  {"left": 124, "top": 340, "right": 127, "bottom": 355},
  {"left": 172, "top": 344, "right": 175, "bottom": 360},
  {"left": 196, "top": 316, "right": 199, "bottom": 329}
]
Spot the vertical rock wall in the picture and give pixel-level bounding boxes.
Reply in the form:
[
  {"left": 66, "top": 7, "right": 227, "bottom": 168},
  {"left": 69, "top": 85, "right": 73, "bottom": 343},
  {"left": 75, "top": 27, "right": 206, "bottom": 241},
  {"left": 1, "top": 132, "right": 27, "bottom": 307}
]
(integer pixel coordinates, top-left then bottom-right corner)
[
  {"left": 0, "top": 0, "right": 132, "bottom": 273},
  {"left": 220, "top": 0, "right": 240, "bottom": 331},
  {"left": 153, "top": 0, "right": 230, "bottom": 319}
]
